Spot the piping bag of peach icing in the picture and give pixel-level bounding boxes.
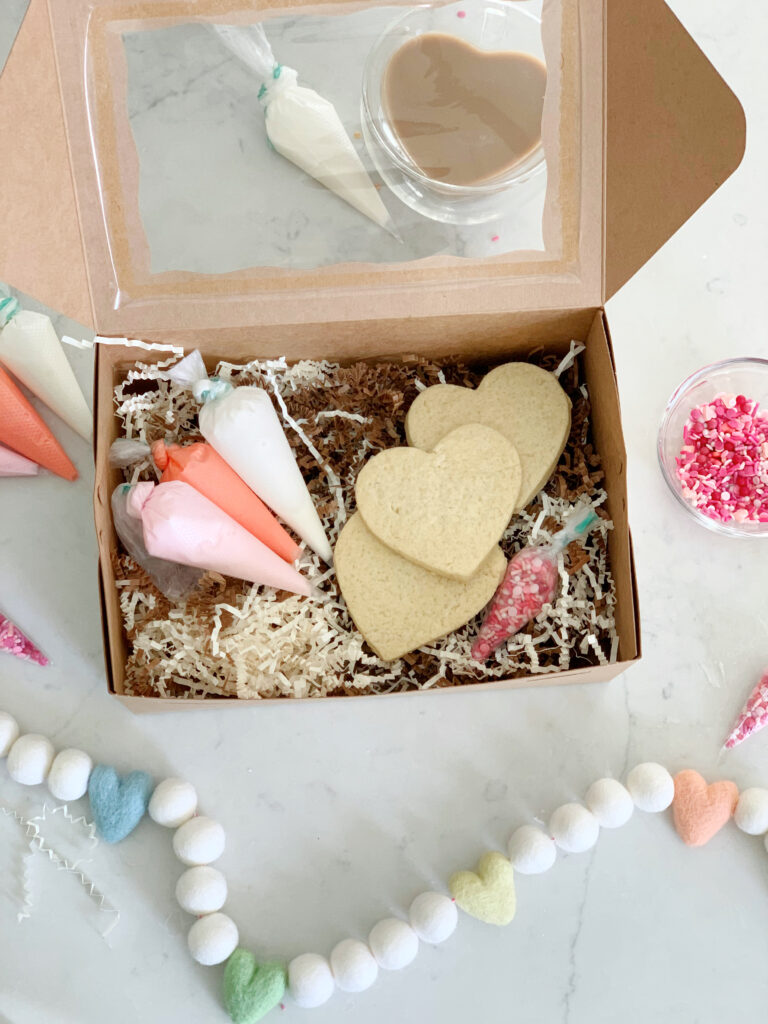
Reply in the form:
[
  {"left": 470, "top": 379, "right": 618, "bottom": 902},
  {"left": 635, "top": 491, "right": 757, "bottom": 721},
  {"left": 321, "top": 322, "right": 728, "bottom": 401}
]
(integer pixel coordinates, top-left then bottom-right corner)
[
  {"left": 0, "top": 295, "right": 92, "bottom": 440},
  {"left": 213, "top": 22, "right": 394, "bottom": 232},
  {"left": 126, "top": 481, "right": 313, "bottom": 596},
  {"left": 472, "top": 507, "right": 599, "bottom": 662},
  {"left": 167, "top": 351, "right": 332, "bottom": 564},
  {"left": 109, "top": 438, "right": 301, "bottom": 564}
]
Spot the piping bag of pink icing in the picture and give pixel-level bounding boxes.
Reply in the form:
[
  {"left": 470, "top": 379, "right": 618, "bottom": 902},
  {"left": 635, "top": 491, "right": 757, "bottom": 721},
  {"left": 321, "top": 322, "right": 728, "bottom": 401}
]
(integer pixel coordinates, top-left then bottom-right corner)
[
  {"left": 168, "top": 351, "right": 332, "bottom": 564},
  {"left": 112, "top": 484, "right": 203, "bottom": 602},
  {"left": 126, "top": 480, "right": 313, "bottom": 596},
  {"left": 0, "top": 443, "right": 39, "bottom": 476},
  {"left": 472, "top": 507, "right": 599, "bottom": 662}
]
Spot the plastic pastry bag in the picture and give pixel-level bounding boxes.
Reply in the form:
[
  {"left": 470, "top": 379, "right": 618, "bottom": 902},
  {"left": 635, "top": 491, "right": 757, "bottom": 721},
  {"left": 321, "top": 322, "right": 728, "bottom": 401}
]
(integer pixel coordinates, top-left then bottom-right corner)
[
  {"left": 213, "top": 22, "right": 393, "bottom": 231},
  {"left": 111, "top": 484, "right": 203, "bottom": 601},
  {"left": 110, "top": 437, "right": 301, "bottom": 563},
  {"left": 125, "top": 480, "right": 313, "bottom": 596},
  {"left": 0, "top": 296, "right": 92, "bottom": 440},
  {"left": 472, "top": 507, "right": 599, "bottom": 662},
  {"left": 0, "top": 609, "right": 47, "bottom": 666},
  {"left": 168, "top": 351, "right": 331, "bottom": 563}
]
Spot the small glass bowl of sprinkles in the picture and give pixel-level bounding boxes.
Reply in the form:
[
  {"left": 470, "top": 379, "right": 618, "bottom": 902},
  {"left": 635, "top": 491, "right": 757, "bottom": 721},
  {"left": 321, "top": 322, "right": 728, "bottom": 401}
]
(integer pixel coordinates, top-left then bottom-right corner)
[{"left": 658, "top": 358, "right": 768, "bottom": 537}]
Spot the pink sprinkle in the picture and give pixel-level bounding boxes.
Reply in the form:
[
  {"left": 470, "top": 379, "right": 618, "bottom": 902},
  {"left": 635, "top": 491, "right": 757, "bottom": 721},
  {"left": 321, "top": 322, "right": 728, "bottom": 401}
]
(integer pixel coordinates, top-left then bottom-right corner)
[
  {"left": 457, "top": 9, "right": 467, "bottom": 17},
  {"left": 0, "top": 613, "right": 48, "bottom": 666},
  {"left": 472, "top": 546, "right": 558, "bottom": 661},
  {"left": 675, "top": 391, "right": 768, "bottom": 524},
  {"left": 491, "top": 234, "right": 500, "bottom": 242}
]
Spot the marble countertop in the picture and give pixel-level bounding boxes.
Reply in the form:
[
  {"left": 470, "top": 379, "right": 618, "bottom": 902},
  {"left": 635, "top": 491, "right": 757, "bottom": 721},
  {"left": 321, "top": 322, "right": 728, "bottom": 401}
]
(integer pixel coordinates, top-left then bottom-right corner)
[{"left": 2, "top": 2, "right": 768, "bottom": 1022}]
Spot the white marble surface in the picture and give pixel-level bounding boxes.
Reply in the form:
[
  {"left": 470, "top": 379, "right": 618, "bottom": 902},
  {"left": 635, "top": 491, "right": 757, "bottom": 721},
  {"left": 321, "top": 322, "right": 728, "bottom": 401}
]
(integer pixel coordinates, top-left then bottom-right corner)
[{"left": 2, "top": 2, "right": 768, "bottom": 1023}]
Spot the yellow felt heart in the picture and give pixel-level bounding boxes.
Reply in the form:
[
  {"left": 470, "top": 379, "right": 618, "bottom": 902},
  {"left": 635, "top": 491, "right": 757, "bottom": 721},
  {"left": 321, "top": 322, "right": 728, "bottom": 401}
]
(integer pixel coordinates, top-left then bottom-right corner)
[
  {"left": 334, "top": 513, "right": 506, "bottom": 661},
  {"left": 449, "top": 851, "right": 516, "bottom": 926},
  {"left": 406, "top": 362, "right": 571, "bottom": 510},
  {"left": 355, "top": 423, "right": 521, "bottom": 581}
]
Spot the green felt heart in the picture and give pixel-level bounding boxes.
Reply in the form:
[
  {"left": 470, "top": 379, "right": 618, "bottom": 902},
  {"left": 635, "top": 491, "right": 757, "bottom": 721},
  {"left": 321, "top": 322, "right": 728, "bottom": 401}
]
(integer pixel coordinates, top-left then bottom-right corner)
[{"left": 223, "top": 949, "right": 286, "bottom": 1024}]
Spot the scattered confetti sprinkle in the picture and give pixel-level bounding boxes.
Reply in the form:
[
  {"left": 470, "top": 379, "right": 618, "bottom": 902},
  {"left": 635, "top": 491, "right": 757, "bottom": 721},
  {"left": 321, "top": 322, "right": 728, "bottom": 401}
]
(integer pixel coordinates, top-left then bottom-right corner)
[
  {"left": 676, "top": 393, "right": 768, "bottom": 523},
  {"left": 457, "top": 9, "right": 467, "bottom": 17},
  {"left": 491, "top": 234, "right": 500, "bottom": 242}
]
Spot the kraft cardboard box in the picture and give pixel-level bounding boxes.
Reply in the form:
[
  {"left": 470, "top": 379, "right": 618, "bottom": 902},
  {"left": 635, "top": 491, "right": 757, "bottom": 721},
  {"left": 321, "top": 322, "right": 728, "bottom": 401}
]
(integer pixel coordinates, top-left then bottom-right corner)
[{"left": 0, "top": 0, "right": 745, "bottom": 710}]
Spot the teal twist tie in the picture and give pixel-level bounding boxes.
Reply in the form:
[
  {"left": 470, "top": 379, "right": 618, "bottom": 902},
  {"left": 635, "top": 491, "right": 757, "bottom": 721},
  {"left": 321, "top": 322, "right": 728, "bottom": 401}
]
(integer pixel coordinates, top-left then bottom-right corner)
[
  {"left": 258, "top": 65, "right": 283, "bottom": 105},
  {"left": 0, "top": 295, "right": 20, "bottom": 326}
]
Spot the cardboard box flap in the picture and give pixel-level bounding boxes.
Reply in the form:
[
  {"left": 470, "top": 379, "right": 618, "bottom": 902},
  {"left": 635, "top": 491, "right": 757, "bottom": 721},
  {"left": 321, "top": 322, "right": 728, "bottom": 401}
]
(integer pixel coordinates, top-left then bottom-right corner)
[
  {"left": 0, "top": 0, "right": 92, "bottom": 328},
  {"left": 604, "top": 0, "right": 746, "bottom": 302}
]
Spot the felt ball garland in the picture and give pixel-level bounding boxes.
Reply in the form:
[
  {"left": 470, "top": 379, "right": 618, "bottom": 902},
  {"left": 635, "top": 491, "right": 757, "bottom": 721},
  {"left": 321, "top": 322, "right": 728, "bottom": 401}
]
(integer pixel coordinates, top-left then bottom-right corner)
[{"left": 1, "top": 708, "right": 765, "bottom": 1024}]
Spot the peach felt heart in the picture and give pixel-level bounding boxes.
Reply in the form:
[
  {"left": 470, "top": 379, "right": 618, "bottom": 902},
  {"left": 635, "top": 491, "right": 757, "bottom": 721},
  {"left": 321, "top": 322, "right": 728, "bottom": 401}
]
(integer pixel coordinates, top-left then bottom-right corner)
[
  {"left": 672, "top": 770, "right": 739, "bottom": 847},
  {"left": 355, "top": 423, "right": 521, "bottom": 581},
  {"left": 334, "top": 513, "right": 506, "bottom": 661},
  {"left": 449, "top": 851, "right": 516, "bottom": 926},
  {"left": 405, "top": 363, "right": 571, "bottom": 510}
]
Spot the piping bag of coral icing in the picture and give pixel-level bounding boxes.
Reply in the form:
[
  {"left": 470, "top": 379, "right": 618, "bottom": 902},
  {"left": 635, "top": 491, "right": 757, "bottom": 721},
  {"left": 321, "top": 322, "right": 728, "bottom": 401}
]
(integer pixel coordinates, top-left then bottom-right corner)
[
  {"left": 472, "top": 506, "right": 599, "bottom": 662},
  {"left": 110, "top": 438, "right": 301, "bottom": 564},
  {"left": 126, "top": 480, "right": 313, "bottom": 596},
  {"left": 0, "top": 295, "right": 92, "bottom": 440},
  {"left": 213, "top": 22, "right": 394, "bottom": 232},
  {"left": 168, "top": 351, "right": 332, "bottom": 564}
]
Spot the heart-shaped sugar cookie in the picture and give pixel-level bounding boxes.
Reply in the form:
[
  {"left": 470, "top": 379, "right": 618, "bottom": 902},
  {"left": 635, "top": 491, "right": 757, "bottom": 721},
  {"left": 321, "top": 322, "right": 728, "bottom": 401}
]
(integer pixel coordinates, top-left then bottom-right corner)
[
  {"left": 223, "top": 949, "right": 286, "bottom": 1024},
  {"left": 355, "top": 423, "right": 521, "bottom": 581},
  {"left": 449, "top": 851, "right": 516, "bottom": 926},
  {"left": 335, "top": 513, "right": 505, "bottom": 661},
  {"left": 406, "top": 363, "right": 571, "bottom": 510},
  {"left": 672, "top": 770, "right": 739, "bottom": 847}
]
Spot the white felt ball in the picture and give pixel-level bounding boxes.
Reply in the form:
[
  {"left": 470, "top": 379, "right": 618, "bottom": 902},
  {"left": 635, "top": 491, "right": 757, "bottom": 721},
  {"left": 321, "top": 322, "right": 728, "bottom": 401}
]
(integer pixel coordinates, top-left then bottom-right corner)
[
  {"left": 329, "top": 939, "right": 378, "bottom": 993},
  {"left": 175, "top": 866, "right": 228, "bottom": 916},
  {"left": 173, "top": 816, "right": 225, "bottom": 866},
  {"left": 187, "top": 912, "right": 239, "bottom": 966},
  {"left": 47, "top": 749, "right": 93, "bottom": 802},
  {"left": 288, "top": 953, "right": 335, "bottom": 1009},
  {"left": 149, "top": 778, "right": 198, "bottom": 828},
  {"left": 0, "top": 711, "right": 19, "bottom": 757},
  {"left": 507, "top": 825, "right": 557, "bottom": 874},
  {"left": 408, "top": 892, "right": 458, "bottom": 944},
  {"left": 549, "top": 803, "right": 600, "bottom": 853},
  {"left": 368, "top": 918, "right": 419, "bottom": 971},
  {"left": 734, "top": 788, "right": 768, "bottom": 836},
  {"left": 585, "top": 778, "right": 634, "bottom": 828},
  {"left": 626, "top": 763, "right": 674, "bottom": 812},
  {"left": 7, "top": 734, "right": 55, "bottom": 786}
]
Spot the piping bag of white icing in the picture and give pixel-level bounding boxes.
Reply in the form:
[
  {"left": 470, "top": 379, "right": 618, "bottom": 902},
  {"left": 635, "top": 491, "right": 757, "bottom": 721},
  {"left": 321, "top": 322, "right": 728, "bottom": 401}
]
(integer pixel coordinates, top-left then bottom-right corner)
[
  {"left": 213, "top": 23, "right": 394, "bottom": 232},
  {"left": 168, "top": 351, "right": 332, "bottom": 564},
  {"left": 0, "top": 296, "right": 92, "bottom": 440}
]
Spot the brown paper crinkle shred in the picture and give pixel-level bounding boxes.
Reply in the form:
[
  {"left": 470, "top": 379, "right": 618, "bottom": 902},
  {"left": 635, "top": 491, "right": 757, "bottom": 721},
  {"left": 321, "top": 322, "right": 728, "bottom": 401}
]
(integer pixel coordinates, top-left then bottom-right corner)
[{"left": 113, "top": 351, "right": 618, "bottom": 699}]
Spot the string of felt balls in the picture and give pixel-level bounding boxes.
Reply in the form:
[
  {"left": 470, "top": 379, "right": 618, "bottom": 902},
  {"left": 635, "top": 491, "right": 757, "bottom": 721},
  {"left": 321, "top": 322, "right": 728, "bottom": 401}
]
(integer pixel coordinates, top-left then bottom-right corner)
[{"left": 3, "top": 707, "right": 768, "bottom": 1024}]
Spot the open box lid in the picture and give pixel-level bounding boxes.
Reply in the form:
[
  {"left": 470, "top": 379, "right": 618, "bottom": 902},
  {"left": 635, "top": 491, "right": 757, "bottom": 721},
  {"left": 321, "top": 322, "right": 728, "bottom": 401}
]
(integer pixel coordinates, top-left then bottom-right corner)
[{"left": 0, "top": 0, "right": 745, "bottom": 333}]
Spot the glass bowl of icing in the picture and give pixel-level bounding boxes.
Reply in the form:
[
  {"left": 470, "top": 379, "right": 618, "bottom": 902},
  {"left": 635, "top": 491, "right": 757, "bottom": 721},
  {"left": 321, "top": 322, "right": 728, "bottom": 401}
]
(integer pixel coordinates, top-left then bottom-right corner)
[
  {"left": 361, "top": 1, "right": 547, "bottom": 224},
  {"left": 658, "top": 358, "right": 768, "bottom": 538}
]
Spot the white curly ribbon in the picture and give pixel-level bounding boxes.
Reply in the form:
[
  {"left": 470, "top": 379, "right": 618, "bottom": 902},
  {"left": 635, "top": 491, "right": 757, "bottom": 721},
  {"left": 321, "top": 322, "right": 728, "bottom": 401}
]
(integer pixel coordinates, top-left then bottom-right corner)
[{"left": 0, "top": 802, "right": 119, "bottom": 938}]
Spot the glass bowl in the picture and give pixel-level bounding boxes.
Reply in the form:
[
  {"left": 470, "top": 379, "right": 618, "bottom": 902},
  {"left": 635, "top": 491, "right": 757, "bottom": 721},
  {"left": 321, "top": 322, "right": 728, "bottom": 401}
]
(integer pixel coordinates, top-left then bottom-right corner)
[
  {"left": 658, "top": 358, "right": 768, "bottom": 538},
  {"left": 360, "top": 1, "right": 546, "bottom": 225}
]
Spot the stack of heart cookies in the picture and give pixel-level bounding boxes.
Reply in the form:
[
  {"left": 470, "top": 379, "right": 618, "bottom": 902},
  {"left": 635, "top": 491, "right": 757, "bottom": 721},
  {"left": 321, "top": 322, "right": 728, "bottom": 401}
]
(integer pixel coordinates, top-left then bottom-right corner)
[{"left": 334, "top": 362, "right": 571, "bottom": 662}]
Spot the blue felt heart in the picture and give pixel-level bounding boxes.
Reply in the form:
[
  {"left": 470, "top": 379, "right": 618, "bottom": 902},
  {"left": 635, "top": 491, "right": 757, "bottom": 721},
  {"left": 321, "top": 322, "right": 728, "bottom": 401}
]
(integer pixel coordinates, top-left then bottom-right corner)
[{"left": 88, "top": 765, "right": 153, "bottom": 844}]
